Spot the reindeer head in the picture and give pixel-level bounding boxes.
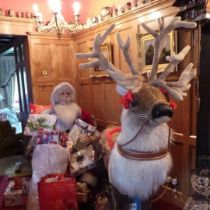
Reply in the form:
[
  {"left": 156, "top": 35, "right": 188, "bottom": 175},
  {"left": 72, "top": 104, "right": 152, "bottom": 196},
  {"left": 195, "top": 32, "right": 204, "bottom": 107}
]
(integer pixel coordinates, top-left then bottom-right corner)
[
  {"left": 122, "top": 85, "right": 173, "bottom": 126},
  {"left": 77, "top": 17, "right": 197, "bottom": 126}
]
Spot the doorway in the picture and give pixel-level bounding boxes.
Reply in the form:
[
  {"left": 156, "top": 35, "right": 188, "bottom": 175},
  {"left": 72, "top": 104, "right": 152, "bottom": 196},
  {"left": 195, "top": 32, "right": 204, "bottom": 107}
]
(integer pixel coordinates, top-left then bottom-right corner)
[
  {"left": 0, "top": 35, "right": 32, "bottom": 133},
  {"left": 197, "top": 21, "right": 210, "bottom": 168}
]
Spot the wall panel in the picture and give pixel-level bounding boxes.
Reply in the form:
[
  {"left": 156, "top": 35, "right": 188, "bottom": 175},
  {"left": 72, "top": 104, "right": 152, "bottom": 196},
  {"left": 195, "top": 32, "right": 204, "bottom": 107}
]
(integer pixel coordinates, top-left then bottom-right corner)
[
  {"left": 79, "top": 82, "right": 93, "bottom": 113},
  {"left": 28, "top": 33, "right": 77, "bottom": 104},
  {"left": 104, "top": 81, "right": 121, "bottom": 125}
]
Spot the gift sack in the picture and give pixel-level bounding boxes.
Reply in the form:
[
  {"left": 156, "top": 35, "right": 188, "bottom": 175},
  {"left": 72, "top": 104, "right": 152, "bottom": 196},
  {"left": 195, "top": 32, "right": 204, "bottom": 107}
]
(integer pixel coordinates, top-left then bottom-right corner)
[
  {"left": 24, "top": 114, "right": 57, "bottom": 136},
  {"left": 38, "top": 174, "right": 78, "bottom": 210},
  {"left": 27, "top": 144, "right": 69, "bottom": 210}
]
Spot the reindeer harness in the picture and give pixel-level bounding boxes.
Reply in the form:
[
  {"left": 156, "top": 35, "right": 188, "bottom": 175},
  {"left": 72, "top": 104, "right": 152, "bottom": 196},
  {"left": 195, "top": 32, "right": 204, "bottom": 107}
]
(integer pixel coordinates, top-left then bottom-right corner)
[{"left": 106, "top": 120, "right": 171, "bottom": 161}]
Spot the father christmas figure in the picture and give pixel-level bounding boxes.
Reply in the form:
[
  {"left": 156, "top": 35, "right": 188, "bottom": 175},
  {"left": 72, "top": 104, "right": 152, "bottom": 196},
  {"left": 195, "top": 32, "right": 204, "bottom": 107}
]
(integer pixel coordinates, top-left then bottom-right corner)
[
  {"left": 26, "top": 81, "right": 99, "bottom": 154},
  {"left": 44, "top": 82, "right": 98, "bottom": 146},
  {"left": 49, "top": 83, "right": 103, "bottom": 208},
  {"left": 47, "top": 82, "right": 81, "bottom": 132}
]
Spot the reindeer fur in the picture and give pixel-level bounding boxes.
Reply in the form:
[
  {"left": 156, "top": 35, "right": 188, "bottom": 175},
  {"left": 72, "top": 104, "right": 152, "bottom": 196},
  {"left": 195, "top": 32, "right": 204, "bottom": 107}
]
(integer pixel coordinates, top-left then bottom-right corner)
[{"left": 109, "top": 109, "right": 172, "bottom": 200}]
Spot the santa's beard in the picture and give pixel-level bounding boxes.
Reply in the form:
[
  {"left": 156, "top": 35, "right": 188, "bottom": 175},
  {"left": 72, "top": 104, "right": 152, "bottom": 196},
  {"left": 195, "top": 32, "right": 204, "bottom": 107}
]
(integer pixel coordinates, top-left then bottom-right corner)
[{"left": 54, "top": 103, "right": 81, "bottom": 132}]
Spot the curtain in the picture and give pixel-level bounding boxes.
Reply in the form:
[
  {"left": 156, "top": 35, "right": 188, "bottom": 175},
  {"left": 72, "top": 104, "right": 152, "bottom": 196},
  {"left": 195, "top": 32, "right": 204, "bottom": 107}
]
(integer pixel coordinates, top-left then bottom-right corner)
[{"left": 0, "top": 56, "right": 16, "bottom": 109}]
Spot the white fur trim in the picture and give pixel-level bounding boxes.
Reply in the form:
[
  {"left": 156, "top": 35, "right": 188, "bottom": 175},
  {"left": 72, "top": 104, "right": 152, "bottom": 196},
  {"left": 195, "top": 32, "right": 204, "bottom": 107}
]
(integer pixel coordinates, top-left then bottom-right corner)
[
  {"left": 54, "top": 103, "right": 81, "bottom": 131},
  {"left": 51, "top": 82, "right": 76, "bottom": 105},
  {"left": 108, "top": 109, "right": 172, "bottom": 200}
]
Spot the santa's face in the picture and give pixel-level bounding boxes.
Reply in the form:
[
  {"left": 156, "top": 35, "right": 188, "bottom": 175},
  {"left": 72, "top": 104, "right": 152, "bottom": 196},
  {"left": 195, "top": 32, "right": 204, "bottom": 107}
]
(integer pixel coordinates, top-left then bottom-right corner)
[{"left": 57, "top": 88, "right": 72, "bottom": 105}]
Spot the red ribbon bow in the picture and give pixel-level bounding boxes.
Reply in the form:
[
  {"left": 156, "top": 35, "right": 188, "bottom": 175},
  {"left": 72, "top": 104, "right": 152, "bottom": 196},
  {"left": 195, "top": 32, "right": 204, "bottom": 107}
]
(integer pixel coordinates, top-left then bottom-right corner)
[
  {"left": 159, "top": 87, "right": 177, "bottom": 111},
  {"left": 170, "top": 101, "right": 177, "bottom": 111},
  {"left": 159, "top": 87, "right": 169, "bottom": 95},
  {"left": 120, "top": 90, "right": 134, "bottom": 109}
]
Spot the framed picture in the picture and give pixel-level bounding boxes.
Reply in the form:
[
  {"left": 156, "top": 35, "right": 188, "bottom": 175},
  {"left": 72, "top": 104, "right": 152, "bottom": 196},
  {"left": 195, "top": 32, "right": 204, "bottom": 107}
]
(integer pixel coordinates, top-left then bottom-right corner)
[
  {"left": 137, "top": 31, "right": 176, "bottom": 73},
  {"left": 89, "top": 42, "right": 113, "bottom": 77}
]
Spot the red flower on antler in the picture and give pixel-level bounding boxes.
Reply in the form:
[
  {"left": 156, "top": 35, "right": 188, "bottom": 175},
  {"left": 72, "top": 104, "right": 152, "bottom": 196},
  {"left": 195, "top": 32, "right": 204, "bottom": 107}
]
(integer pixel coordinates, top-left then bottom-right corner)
[
  {"left": 120, "top": 90, "right": 134, "bottom": 109},
  {"left": 159, "top": 87, "right": 169, "bottom": 96},
  {"left": 159, "top": 87, "right": 177, "bottom": 110},
  {"left": 170, "top": 101, "right": 177, "bottom": 111}
]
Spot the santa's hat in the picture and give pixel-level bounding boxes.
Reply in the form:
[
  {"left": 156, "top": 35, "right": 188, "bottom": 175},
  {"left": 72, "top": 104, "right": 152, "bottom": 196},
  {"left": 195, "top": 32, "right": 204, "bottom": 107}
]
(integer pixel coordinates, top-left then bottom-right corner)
[{"left": 51, "top": 82, "right": 76, "bottom": 105}]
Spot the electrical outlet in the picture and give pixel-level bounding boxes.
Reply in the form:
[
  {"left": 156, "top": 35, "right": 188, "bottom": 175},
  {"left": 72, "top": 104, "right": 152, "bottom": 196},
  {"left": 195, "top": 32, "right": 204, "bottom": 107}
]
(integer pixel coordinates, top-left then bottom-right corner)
[{"left": 41, "top": 69, "right": 48, "bottom": 76}]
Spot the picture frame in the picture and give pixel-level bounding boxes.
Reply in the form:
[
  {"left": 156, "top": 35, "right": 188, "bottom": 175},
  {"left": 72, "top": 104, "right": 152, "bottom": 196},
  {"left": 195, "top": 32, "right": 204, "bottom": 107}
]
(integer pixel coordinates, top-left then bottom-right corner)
[
  {"left": 137, "top": 30, "right": 176, "bottom": 73},
  {"left": 89, "top": 42, "right": 113, "bottom": 77}
]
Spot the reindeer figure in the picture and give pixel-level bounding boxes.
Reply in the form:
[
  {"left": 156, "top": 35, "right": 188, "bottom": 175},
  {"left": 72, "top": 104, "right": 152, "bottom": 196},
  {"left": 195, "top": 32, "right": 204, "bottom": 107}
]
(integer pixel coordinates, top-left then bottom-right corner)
[{"left": 77, "top": 17, "right": 197, "bottom": 206}]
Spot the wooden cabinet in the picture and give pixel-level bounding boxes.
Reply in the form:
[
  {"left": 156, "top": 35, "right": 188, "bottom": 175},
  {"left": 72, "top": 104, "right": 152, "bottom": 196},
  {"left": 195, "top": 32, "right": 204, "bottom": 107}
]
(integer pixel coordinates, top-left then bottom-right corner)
[{"left": 27, "top": 33, "right": 78, "bottom": 105}]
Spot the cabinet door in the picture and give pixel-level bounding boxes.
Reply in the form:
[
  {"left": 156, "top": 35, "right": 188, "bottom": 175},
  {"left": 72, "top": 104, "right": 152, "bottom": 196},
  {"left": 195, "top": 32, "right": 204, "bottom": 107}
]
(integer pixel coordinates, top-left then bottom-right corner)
[{"left": 28, "top": 34, "right": 77, "bottom": 104}]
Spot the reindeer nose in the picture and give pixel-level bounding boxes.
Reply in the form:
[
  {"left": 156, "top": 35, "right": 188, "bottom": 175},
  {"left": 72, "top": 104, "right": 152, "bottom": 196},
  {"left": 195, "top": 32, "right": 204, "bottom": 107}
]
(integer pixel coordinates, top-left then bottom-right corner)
[{"left": 152, "top": 103, "right": 173, "bottom": 119}]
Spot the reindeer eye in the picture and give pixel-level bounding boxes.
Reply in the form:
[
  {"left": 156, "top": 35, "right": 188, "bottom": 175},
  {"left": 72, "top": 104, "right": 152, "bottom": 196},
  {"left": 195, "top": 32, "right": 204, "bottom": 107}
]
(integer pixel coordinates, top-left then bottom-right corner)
[{"left": 130, "top": 100, "right": 139, "bottom": 107}]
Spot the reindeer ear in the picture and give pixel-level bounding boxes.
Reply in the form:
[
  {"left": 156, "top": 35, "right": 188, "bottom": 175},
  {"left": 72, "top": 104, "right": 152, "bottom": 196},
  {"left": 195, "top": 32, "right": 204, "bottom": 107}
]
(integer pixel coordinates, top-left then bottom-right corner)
[{"left": 116, "top": 85, "right": 128, "bottom": 96}]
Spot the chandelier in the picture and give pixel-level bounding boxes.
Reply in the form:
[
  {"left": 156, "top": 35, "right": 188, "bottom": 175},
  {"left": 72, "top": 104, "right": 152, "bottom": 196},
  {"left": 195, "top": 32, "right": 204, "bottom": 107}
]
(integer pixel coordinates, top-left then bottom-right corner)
[{"left": 32, "top": 0, "right": 81, "bottom": 37}]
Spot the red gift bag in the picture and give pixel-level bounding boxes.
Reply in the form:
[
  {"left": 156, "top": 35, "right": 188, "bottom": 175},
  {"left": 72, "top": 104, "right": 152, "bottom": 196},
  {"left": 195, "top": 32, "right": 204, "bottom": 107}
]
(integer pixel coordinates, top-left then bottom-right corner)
[{"left": 38, "top": 174, "right": 78, "bottom": 210}]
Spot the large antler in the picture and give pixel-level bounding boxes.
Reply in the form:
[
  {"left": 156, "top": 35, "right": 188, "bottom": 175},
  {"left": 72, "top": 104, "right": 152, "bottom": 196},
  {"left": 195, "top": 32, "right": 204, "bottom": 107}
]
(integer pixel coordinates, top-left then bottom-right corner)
[
  {"left": 152, "top": 62, "right": 196, "bottom": 101},
  {"left": 142, "top": 17, "right": 197, "bottom": 101},
  {"left": 141, "top": 17, "right": 196, "bottom": 81},
  {"left": 77, "top": 18, "right": 197, "bottom": 100},
  {"left": 117, "top": 33, "right": 139, "bottom": 75},
  {"left": 76, "top": 24, "right": 143, "bottom": 94}
]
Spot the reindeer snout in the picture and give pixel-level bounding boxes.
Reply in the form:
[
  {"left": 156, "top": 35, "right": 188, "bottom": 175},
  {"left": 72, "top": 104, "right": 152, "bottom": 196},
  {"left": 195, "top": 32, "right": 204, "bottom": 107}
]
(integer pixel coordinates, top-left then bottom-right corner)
[{"left": 152, "top": 103, "right": 173, "bottom": 119}]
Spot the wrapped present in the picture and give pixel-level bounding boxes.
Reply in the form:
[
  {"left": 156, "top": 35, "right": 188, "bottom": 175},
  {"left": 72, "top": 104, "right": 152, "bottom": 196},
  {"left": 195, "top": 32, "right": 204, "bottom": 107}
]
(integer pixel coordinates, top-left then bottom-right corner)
[
  {"left": 35, "top": 130, "right": 59, "bottom": 145},
  {"left": 30, "top": 103, "right": 51, "bottom": 114},
  {"left": 12, "top": 177, "right": 30, "bottom": 194},
  {"left": 68, "top": 119, "right": 99, "bottom": 150},
  {"left": 26, "top": 129, "right": 60, "bottom": 158},
  {"left": 68, "top": 119, "right": 100, "bottom": 176},
  {"left": 3, "top": 178, "right": 29, "bottom": 207},
  {"left": 34, "top": 131, "right": 69, "bottom": 146},
  {"left": 59, "top": 132, "right": 69, "bottom": 147},
  {"left": 24, "top": 114, "right": 57, "bottom": 136},
  {"left": 69, "top": 145, "right": 95, "bottom": 176},
  {"left": 38, "top": 174, "right": 78, "bottom": 210}
]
